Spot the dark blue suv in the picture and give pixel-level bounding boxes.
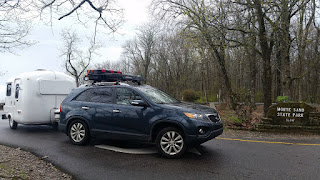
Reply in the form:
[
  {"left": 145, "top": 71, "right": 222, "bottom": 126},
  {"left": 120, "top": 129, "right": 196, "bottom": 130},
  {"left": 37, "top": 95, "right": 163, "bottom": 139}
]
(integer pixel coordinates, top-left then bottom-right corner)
[{"left": 59, "top": 71, "right": 223, "bottom": 158}]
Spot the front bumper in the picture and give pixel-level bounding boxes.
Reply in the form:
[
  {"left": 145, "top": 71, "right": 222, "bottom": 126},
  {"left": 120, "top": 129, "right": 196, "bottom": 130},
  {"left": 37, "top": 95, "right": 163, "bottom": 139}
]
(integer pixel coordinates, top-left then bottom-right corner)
[{"left": 187, "top": 125, "right": 223, "bottom": 145}]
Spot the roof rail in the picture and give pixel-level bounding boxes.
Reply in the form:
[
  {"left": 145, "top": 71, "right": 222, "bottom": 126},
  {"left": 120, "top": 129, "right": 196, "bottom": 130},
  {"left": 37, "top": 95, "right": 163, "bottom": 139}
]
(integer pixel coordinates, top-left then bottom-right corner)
[{"left": 84, "top": 69, "right": 145, "bottom": 85}]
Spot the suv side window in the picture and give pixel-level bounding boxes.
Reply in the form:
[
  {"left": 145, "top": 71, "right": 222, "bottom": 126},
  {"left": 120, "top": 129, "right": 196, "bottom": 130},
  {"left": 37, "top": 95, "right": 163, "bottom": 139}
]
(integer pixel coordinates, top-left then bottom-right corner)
[
  {"left": 116, "top": 88, "right": 142, "bottom": 105},
  {"left": 74, "top": 88, "right": 114, "bottom": 104}
]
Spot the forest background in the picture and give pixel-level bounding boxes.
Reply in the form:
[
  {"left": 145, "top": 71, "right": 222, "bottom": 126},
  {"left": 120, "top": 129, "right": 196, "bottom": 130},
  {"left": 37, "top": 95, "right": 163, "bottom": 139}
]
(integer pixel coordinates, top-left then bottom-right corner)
[{"left": 1, "top": 0, "right": 320, "bottom": 117}]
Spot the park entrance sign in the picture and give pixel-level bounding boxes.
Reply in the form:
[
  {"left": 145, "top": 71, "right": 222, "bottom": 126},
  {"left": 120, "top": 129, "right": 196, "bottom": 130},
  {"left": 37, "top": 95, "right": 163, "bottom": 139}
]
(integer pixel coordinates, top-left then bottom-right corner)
[
  {"left": 256, "top": 102, "right": 320, "bottom": 133},
  {"left": 267, "top": 103, "right": 316, "bottom": 126},
  {"left": 266, "top": 103, "right": 316, "bottom": 126}
]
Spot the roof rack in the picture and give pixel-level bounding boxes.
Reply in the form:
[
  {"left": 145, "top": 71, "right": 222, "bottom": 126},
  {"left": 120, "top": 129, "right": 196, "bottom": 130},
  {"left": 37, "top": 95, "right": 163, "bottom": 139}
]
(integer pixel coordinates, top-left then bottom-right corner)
[{"left": 84, "top": 69, "right": 145, "bottom": 85}]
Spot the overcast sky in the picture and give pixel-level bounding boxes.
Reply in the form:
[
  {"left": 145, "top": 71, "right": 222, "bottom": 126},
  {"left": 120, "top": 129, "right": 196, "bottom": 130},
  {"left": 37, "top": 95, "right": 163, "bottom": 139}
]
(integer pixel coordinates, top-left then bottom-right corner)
[{"left": 0, "top": 0, "right": 151, "bottom": 101}]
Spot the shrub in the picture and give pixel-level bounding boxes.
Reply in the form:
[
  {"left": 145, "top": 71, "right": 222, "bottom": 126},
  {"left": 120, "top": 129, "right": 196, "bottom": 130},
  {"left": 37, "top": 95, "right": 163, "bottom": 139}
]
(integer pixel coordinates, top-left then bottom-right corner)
[
  {"left": 255, "top": 91, "right": 264, "bottom": 103},
  {"left": 196, "top": 96, "right": 217, "bottom": 103},
  {"left": 276, "top": 96, "right": 289, "bottom": 102},
  {"left": 229, "top": 116, "right": 242, "bottom": 124},
  {"left": 182, "top": 89, "right": 199, "bottom": 102}
]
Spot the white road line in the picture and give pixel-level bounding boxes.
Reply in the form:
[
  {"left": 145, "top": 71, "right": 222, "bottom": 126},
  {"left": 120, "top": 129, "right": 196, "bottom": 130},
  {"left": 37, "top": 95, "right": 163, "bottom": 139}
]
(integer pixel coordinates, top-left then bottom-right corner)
[{"left": 95, "top": 145, "right": 202, "bottom": 155}]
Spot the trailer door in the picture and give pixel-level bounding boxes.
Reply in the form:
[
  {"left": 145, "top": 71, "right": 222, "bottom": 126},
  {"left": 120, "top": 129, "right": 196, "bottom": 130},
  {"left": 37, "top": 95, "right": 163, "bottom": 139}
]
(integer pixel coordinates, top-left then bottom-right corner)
[
  {"left": 13, "top": 79, "right": 22, "bottom": 121},
  {"left": 4, "top": 82, "right": 13, "bottom": 112}
]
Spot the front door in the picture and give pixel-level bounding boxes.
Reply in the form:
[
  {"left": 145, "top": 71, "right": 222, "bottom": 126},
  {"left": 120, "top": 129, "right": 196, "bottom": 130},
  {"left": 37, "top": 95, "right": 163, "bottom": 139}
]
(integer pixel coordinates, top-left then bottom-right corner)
[{"left": 110, "top": 87, "right": 154, "bottom": 136}]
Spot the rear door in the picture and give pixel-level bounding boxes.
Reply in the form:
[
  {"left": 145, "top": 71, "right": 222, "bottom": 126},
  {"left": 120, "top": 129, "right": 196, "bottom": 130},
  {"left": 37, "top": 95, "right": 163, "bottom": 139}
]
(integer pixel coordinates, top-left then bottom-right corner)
[{"left": 77, "top": 87, "right": 115, "bottom": 131}]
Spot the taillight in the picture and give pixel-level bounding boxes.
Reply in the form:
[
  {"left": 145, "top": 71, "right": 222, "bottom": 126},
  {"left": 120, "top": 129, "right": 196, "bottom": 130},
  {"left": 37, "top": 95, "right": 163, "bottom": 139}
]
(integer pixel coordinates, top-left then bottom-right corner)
[{"left": 60, "top": 103, "right": 62, "bottom": 112}]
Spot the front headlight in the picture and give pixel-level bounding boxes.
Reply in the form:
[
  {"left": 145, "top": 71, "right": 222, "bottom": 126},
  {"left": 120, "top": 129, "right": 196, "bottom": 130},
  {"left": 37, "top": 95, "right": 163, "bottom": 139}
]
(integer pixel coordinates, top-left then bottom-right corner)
[{"left": 184, "top": 112, "right": 210, "bottom": 121}]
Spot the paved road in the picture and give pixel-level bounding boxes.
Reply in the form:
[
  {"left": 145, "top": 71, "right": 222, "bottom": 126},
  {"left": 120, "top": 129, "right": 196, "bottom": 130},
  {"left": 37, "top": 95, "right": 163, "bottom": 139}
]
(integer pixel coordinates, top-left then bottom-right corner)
[{"left": 0, "top": 119, "right": 319, "bottom": 180}]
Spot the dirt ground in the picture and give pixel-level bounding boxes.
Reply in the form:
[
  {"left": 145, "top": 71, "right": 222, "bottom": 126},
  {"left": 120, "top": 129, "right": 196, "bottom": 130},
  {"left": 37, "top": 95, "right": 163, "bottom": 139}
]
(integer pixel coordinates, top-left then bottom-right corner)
[{"left": 218, "top": 104, "right": 264, "bottom": 129}]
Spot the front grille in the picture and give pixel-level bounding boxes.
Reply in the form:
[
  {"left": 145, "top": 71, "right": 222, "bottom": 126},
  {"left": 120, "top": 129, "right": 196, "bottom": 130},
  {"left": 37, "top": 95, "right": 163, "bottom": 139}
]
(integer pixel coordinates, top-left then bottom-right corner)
[{"left": 207, "top": 114, "right": 221, "bottom": 123}]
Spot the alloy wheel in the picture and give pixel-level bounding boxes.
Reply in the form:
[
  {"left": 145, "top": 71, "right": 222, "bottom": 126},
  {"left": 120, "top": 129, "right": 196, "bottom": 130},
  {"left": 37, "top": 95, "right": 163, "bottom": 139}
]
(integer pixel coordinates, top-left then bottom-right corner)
[
  {"left": 160, "top": 131, "right": 184, "bottom": 155},
  {"left": 70, "top": 122, "right": 86, "bottom": 143}
]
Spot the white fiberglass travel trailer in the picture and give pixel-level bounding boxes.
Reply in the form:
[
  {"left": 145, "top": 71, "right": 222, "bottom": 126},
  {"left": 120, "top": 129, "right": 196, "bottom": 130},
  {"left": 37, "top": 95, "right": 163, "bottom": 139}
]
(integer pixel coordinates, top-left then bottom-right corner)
[{"left": 3, "top": 70, "right": 76, "bottom": 129}]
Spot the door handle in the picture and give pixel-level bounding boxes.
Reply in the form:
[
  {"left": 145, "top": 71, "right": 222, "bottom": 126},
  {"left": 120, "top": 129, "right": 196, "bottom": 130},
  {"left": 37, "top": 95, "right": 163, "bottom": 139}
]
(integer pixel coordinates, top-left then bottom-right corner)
[
  {"left": 82, "top": 106, "right": 90, "bottom": 110},
  {"left": 113, "top": 109, "right": 121, "bottom": 113}
]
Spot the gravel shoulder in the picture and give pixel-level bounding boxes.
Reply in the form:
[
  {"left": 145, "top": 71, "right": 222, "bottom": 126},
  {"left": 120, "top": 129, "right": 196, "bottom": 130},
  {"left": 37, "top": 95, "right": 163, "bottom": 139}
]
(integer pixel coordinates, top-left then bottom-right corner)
[{"left": 0, "top": 145, "right": 72, "bottom": 180}]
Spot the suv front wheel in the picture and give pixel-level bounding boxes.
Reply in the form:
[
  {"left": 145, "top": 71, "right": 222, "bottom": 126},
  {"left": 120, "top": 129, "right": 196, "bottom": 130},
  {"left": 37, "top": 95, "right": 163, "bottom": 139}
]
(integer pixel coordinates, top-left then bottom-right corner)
[
  {"left": 156, "top": 127, "right": 186, "bottom": 158},
  {"left": 68, "top": 120, "right": 90, "bottom": 145}
]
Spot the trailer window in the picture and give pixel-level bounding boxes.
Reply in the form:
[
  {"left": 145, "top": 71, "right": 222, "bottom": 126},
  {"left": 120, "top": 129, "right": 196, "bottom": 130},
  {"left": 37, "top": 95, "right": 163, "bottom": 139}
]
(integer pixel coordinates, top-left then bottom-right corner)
[
  {"left": 6, "top": 83, "right": 12, "bottom": 96},
  {"left": 15, "top": 84, "right": 20, "bottom": 99}
]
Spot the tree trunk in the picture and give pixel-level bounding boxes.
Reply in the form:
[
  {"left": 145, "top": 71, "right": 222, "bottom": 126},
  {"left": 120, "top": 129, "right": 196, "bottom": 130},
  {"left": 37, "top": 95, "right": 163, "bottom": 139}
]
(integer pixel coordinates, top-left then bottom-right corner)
[
  {"left": 275, "top": 41, "right": 282, "bottom": 98},
  {"left": 280, "top": 0, "right": 291, "bottom": 98},
  {"left": 250, "top": 36, "right": 257, "bottom": 107},
  {"left": 254, "top": 0, "right": 273, "bottom": 115},
  {"left": 205, "top": 36, "right": 236, "bottom": 109}
]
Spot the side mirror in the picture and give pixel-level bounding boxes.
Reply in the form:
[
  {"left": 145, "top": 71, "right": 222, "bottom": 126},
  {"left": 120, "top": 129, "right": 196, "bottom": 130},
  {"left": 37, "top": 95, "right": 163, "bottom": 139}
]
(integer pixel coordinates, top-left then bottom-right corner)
[{"left": 130, "top": 100, "right": 147, "bottom": 107}]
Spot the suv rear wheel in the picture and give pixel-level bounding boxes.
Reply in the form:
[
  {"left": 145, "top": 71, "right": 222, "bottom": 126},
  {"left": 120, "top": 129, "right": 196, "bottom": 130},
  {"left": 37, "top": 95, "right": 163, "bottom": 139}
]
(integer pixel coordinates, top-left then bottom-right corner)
[
  {"left": 156, "top": 127, "right": 186, "bottom": 158},
  {"left": 68, "top": 120, "right": 90, "bottom": 145}
]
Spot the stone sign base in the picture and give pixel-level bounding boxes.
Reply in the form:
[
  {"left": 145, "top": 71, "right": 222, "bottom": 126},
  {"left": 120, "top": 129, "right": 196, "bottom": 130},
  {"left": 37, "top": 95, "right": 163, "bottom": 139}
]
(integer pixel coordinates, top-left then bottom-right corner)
[
  {"left": 255, "top": 123, "right": 320, "bottom": 134},
  {"left": 255, "top": 111, "right": 320, "bottom": 134},
  {"left": 310, "top": 112, "right": 320, "bottom": 125}
]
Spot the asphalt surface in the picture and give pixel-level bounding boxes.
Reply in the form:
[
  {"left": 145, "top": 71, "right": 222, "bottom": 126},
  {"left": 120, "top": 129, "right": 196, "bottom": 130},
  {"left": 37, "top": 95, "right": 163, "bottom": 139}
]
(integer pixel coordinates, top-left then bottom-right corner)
[{"left": 0, "top": 118, "right": 319, "bottom": 180}]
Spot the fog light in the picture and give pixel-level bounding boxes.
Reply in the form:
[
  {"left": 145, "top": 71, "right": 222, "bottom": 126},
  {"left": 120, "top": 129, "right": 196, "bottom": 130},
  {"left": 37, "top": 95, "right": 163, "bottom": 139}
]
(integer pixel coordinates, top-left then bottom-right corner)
[{"left": 199, "top": 128, "right": 205, "bottom": 134}]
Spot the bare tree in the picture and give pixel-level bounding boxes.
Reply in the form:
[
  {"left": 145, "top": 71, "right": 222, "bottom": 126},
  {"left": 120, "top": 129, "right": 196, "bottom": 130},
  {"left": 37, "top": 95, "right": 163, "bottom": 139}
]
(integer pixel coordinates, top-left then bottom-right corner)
[
  {"left": 122, "top": 24, "right": 158, "bottom": 82},
  {"left": 0, "top": 0, "right": 124, "bottom": 53},
  {"left": 37, "top": 0, "right": 124, "bottom": 35},
  {"left": 152, "top": 0, "right": 238, "bottom": 109},
  {"left": 93, "top": 60, "right": 122, "bottom": 71},
  {"left": 0, "top": 1, "right": 34, "bottom": 53},
  {"left": 0, "top": 69, "right": 6, "bottom": 76},
  {"left": 60, "top": 29, "right": 100, "bottom": 86}
]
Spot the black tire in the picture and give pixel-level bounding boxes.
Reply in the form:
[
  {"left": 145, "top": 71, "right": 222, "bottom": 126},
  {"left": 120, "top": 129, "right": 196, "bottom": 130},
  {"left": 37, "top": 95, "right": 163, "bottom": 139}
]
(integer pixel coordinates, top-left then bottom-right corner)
[
  {"left": 68, "top": 120, "right": 90, "bottom": 145},
  {"left": 9, "top": 117, "right": 18, "bottom": 130},
  {"left": 155, "top": 127, "right": 187, "bottom": 158}
]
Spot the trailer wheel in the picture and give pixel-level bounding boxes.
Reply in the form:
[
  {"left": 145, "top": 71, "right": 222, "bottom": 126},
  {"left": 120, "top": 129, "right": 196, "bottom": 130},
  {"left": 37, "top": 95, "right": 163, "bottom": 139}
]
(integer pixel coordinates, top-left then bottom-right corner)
[
  {"left": 9, "top": 117, "right": 18, "bottom": 130},
  {"left": 68, "top": 120, "right": 90, "bottom": 145}
]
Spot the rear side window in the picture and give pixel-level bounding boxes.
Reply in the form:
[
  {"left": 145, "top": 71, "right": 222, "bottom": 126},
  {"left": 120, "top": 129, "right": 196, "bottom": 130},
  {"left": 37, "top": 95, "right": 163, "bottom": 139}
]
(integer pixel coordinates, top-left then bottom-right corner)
[
  {"left": 6, "top": 83, "right": 12, "bottom": 96},
  {"left": 74, "top": 88, "right": 114, "bottom": 104}
]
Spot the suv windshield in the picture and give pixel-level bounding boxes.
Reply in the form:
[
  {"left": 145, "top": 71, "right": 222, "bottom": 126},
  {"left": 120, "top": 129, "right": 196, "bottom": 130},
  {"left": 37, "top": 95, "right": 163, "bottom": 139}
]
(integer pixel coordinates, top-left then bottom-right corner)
[{"left": 137, "top": 86, "right": 180, "bottom": 104}]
